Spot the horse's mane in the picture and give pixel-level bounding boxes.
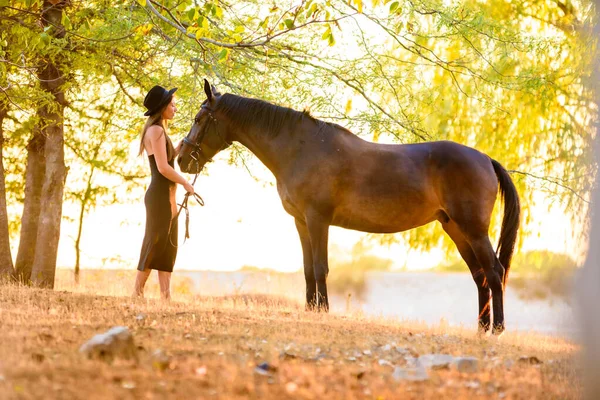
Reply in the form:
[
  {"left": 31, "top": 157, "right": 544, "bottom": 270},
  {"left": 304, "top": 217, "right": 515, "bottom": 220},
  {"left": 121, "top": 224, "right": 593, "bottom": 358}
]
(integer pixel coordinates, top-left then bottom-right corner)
[{"left": 216, "top": 94, "right": 349, "bottom": 138}]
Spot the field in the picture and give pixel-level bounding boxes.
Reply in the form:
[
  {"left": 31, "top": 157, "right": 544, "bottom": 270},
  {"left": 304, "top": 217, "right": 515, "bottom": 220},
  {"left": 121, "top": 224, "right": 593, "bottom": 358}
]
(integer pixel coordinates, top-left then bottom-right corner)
[{"left": 0, "top": 271, "right": 580, "bottom": 399}]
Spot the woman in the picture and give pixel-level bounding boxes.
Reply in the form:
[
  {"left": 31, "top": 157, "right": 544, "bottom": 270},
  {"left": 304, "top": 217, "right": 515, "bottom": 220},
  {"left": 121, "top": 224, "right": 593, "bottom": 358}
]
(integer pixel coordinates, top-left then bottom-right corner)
[{"left": 133, "top": 85, "right": 194, "bottom": 300}]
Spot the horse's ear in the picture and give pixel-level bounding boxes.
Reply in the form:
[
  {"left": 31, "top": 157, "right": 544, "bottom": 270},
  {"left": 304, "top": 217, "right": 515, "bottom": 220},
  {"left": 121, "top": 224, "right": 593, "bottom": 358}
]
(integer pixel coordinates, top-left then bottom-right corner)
[
  {"left": 204, "top": 79, "right": 213, "bottom": 102},
  {"left": 211, "top": 84, "right": 220, "bottom": 96}
]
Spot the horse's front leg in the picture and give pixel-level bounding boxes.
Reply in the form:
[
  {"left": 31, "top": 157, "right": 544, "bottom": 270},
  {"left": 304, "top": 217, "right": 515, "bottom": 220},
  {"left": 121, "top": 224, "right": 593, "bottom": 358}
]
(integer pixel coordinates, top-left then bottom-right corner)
[
  {"left": 295, "top": 218, "right": 316, "bottom": 310},
  {"left": 305, "top": 212, "right": 330, "bottom": 312}
]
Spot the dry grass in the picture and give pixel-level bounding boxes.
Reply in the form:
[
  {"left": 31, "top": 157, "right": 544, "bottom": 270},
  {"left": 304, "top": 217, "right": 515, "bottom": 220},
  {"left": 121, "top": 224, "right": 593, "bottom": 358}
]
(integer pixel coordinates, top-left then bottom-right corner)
[{"left": 0, "top": 272, "right": 581, "bottom": 400}]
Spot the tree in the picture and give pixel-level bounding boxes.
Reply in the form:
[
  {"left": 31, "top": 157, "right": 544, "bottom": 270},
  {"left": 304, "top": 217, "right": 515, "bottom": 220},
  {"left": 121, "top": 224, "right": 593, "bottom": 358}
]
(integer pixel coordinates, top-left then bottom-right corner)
[{"left": 0, "top": 98, "right": 12, "bottom": 277}]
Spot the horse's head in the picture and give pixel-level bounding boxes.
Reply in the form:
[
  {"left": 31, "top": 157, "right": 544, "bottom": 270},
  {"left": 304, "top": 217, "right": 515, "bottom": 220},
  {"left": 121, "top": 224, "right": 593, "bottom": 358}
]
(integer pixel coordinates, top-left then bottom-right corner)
[{"left": 178, "top": 79, "right": 232, "bottom": 174}]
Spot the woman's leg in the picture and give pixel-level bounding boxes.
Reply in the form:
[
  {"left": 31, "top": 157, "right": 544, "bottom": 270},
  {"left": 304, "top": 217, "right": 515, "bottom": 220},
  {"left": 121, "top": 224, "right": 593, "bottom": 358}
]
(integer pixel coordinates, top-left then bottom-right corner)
[
  {"left": 133, "top": 269, "right": 152, "bottom": 298},
  {"left": 158, "top": 271, "right": 172, "bottom": 300}
]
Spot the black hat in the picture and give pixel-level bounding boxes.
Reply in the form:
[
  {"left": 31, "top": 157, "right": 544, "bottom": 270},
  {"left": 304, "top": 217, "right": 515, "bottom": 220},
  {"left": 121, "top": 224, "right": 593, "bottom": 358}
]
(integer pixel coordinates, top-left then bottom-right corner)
[{"left": 143, "top": 85, "right": 178, "bottom": 116}]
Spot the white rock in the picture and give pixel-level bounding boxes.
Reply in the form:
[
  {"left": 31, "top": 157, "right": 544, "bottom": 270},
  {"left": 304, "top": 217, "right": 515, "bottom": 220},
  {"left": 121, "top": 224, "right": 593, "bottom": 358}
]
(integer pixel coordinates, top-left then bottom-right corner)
[
  {"left": 392, "top": 366, "right": 429, "bottom": 382},
  {"left": 79, "top": 326, "right": 137, "bottom": 362}
]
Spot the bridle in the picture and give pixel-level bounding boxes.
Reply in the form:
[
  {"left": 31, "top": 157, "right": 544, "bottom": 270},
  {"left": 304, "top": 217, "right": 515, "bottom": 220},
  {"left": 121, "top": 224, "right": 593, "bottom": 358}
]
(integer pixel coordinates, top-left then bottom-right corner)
[
  {"left": 182, "top": 104, "right": 231, "bottom": 168},
  {"left": 169, "top": 104, "right": 230, "bottom": 247}
]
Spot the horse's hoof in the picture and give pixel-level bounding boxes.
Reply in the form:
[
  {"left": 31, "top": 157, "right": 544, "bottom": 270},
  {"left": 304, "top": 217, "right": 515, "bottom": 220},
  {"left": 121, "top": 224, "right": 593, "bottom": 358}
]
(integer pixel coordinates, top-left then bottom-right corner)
[
  {"left": 305, "top": 304, "right": 317, "bottom": 312},
  {"left": 477, "top": 322, "right": 490, "bottom": 335},
  {"left": 492, "top": 325, "right": 505, "bottom": 337}
]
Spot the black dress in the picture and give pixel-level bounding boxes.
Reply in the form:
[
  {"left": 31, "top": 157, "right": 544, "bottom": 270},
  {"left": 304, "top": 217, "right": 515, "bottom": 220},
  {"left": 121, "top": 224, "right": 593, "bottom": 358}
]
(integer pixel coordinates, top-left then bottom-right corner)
[{"left": 137, "top": 151, "right": 178, "bottom": 272}]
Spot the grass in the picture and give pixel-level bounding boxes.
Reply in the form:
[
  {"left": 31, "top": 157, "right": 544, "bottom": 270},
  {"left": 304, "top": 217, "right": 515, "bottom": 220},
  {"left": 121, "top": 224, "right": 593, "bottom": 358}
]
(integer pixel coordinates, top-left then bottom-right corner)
[{"left": 0, "top": 270, "right": 581, "bottom": 399}]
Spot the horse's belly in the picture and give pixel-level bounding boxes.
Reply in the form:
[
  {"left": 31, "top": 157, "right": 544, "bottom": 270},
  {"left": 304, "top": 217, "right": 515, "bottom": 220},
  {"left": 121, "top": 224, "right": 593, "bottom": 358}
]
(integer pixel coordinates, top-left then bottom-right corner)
[{"left": 331, "top": 201, "right": 439, "bottom": 233}]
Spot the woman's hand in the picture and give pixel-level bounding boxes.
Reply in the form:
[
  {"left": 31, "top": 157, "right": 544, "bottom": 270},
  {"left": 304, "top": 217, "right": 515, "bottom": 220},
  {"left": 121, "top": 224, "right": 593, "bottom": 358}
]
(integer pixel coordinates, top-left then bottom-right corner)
[
  {"left": 183, "top": 181, "right": 195, "bottom": 194},
  {"left": 175, "top": 139, "right": 183, "bottom": 155}
]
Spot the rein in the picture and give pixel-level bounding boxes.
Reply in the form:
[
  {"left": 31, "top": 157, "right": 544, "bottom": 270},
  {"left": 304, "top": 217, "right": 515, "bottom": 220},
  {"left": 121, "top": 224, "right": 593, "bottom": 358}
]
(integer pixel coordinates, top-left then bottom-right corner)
[{"left": 169, "top": 169, "right": 204, "bottom": 248}]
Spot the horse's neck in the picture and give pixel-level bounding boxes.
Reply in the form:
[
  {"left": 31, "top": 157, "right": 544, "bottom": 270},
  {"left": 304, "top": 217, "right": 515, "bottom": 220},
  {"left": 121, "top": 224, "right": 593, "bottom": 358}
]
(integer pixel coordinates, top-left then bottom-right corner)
[{"left": 232, "top": 124, "right": 306, "bottom": 178}]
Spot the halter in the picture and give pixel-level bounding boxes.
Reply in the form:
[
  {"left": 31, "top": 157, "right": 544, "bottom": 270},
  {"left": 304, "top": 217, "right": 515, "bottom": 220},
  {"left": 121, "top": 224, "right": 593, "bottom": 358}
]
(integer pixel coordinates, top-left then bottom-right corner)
[{"left": 183, "top": 104, "right": 231, "bottom": 168}]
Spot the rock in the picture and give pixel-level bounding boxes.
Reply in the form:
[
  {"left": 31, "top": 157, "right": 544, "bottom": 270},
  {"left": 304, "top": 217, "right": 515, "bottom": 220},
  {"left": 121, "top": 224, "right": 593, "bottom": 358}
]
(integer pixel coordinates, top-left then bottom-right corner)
[
  {"left": 280, "top": 351, "right": 298, "bottom": 360},
  {"left": 254, "top": 362, "right": 277, "bottom": 376},
  {"left": 363, "top": 349, "right": 372, "bottom": 356},
  {"left": 392, "top": 366, "right": 429, "bottom": 382},
  {"left": 454, "top": 357, "right": 479, "bottom": 373},
  {"left": 122, "top": 381, "right": 136, "bottom": 389},
  {"left": 465, "top": 380, "right": 480, "bottom": 389},
  {"left": 518, "top": 356, "right": 543, "bottom": 365},
  {"left": 135, "top": 313, "right": 146, "bottom": 322},
  {"left": 285, "top": 382, "right": 298, "bottom": 393},
  {"left": 195, "top": 366, "right": 207, "bottom": 376},
  {"left": 417, "top": 354, "right": 454, "bottom": 370},
  {"left": 504, "top": 359, "right": 514, "bottom": 370},
  {"left": 381, "top": 344, "right": 392, "bottom": 352},
  {"left": 378, "top": 359, "right": 394, "bottom": 367},
  {"left": 79, "top": 326, "right": 137, "bottom": 362},
  {"left": 151, "top": 349, "right": 171, "bottom": 371}
]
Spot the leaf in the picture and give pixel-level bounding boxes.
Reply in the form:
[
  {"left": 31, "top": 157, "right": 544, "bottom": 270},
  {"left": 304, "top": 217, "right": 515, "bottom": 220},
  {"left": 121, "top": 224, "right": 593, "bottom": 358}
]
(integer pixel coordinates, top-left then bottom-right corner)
[
  {"left": 136, "top": 0, "right": 146, "bottom": 6},
  {"left": 0, "top": 0, "right": 9, "bottom": 7},
  {"left": 389, "top": 1, "right": 399, "bottom": 14},
  {"left": 345, "top": 99, "right": 352, "bottom": 115},
  {"left": 61, "top": 12, "right": 71, "bottom": 30},
  {"left": 355, "top": 0, "right": 363, "bottom": 13},
  {"left": 259, "top": 16, "right": 270, "bottom": 29},
  {"left": 328, "top": 33, "right": 335, "bottom": 46},
  {"left": 39, "top": 32, "right": 50, "bottom": 47},
  {"left": 186, "top": 8, "right": 196, "bottom": 22},
  {"left": 321, "top": 26, "right": 331, "bottom": 40},
  {"left": 218, "top": 48, "right": 229, "bottom": 60},
  {"left": 284, "top": 19, "right": 294, "bottom": 29}
]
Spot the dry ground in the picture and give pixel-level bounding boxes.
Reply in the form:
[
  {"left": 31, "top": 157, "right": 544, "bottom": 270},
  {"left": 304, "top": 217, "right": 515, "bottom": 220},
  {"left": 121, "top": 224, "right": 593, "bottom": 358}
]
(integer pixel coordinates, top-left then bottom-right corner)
[{"left": 0, "top": 276, "right": 581, "bottom": 400}]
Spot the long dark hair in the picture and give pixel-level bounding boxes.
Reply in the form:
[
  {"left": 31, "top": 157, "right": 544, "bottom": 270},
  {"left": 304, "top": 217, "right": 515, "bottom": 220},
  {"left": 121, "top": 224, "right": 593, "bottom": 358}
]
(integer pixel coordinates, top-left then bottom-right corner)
[{"left": 138, "top": 103, "right": 175, "bottom": 161}]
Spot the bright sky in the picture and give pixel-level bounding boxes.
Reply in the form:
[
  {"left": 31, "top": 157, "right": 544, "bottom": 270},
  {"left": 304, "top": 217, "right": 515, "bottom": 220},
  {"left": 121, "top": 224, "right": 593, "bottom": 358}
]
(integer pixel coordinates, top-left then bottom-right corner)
[{"left": 31, "top": 143, "right": 581, "bottom": 273}]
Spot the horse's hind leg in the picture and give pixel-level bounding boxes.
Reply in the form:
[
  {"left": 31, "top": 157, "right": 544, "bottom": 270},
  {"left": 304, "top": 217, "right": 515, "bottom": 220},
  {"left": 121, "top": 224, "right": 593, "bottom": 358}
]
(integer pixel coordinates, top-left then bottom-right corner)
[
  {"left": 295, "top": 218, "right": 316, "bottom": 310},
  {"left": 461, "top": 232, "right": 506, "bottom": 335},
  {"left": 442, "top": 221, "right": 491, "bottom": 333}
]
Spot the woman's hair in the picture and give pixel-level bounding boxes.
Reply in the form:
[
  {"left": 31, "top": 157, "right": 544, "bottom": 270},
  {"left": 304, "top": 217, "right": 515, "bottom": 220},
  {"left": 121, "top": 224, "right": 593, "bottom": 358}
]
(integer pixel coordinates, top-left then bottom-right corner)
[{"left": 138, "top": 102, "right": 175, "bottom": 161}]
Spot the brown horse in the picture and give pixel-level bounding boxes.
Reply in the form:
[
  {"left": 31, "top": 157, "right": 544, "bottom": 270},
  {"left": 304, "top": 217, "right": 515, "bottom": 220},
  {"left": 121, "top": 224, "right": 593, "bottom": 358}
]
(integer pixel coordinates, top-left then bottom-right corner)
[{"left": 178, "top": 80, "right": 520, "bottom": 334}]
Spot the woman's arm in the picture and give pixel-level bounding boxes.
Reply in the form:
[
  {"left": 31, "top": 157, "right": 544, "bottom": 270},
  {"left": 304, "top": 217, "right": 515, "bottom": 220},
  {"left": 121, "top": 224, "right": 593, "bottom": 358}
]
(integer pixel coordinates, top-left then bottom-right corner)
[{"left": 146, "top": 127, "right": 193, "bottom": 192}]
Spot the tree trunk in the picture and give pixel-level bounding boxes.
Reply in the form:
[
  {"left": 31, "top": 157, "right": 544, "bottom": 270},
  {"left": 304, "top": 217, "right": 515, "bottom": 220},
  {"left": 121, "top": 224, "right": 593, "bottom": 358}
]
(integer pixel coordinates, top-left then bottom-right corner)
[
  {"left": 30, "top": 1, "right": 68, "bottom": 288},
  {"left": 74, "top": 167, "right": 95, "bottom": 284},
  {"left": 14, "top": 128, "right": 46, "bottom": 283},
  {"left": 0, "top": 101, "right": 14, "bottom": 278}
]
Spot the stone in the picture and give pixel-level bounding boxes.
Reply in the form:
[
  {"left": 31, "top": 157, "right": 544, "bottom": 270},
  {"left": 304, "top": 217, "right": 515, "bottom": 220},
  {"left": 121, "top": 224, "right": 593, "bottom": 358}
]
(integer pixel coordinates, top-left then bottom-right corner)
[
  {"left": 454, "top": 357, "right": 479, "bottom": 373},
  {"left": 518, "top": 356, "right": 543, "bottom": 365},
  {"left": 392, "top": 366, "right": 429, "bottom": 382},
  {"left": 378, "top": 359, "right": 394, "bottom": 367},
  {"left": 151, "top": 349, "right": 171, "bottom": 371},
  {"left": 417, "top": 354, "right": 454, "bottom": 370},
  {"left": 79, "top": 326, "right": 137, "bottom": 362}
]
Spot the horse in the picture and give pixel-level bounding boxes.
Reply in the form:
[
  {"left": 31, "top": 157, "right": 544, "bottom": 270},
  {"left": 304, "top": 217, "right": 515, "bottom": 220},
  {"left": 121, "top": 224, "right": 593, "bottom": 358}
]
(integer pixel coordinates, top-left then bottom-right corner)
[{"left": 178, "top": 79, "right": 520, "bottom": 334}]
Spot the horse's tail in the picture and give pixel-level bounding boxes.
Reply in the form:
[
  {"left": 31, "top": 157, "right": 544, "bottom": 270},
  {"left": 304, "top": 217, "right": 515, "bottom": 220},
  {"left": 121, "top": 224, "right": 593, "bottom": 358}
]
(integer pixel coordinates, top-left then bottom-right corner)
[{"left": 491, "top": 159, "right": 521, "bottom": 287}]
